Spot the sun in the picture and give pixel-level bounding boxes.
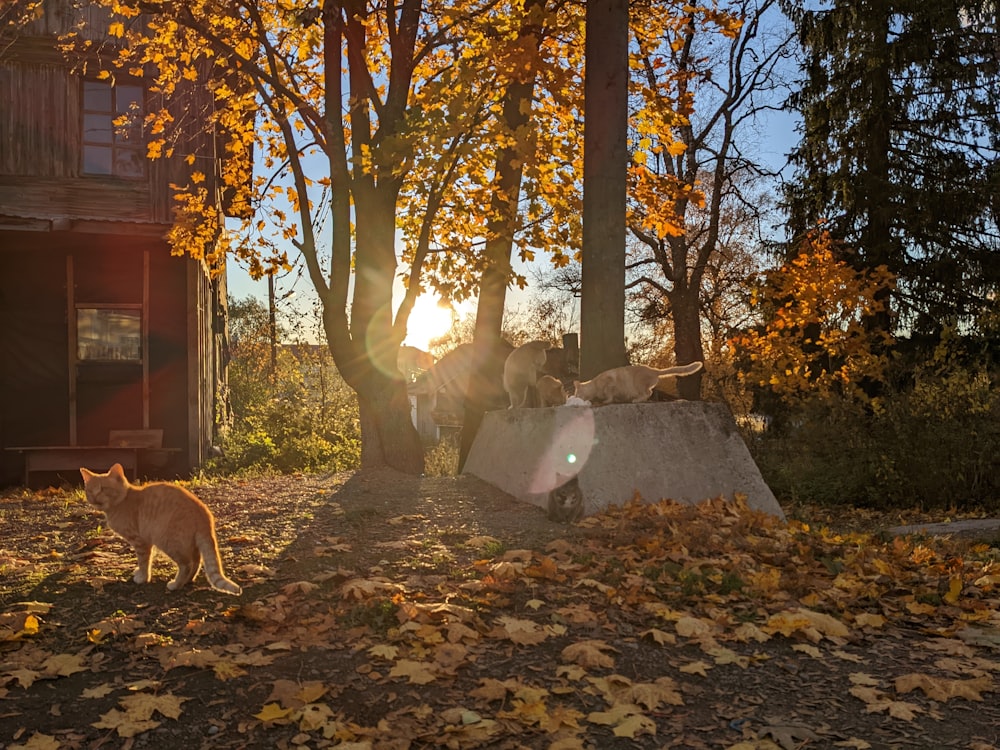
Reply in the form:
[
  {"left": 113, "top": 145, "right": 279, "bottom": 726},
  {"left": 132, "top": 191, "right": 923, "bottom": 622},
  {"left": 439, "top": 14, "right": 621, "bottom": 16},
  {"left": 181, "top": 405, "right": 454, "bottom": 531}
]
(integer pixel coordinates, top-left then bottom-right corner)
[{"left": 403, "top": 294, "right": 454, "bottom": 352}]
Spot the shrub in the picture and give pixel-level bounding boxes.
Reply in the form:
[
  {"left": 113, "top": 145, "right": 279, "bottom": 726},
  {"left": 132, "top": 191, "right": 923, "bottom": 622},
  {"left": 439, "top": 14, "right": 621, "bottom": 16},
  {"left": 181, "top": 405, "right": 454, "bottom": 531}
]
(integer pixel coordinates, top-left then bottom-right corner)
[
  {"left": 206, "top": 297, "right": 362, "bottom": 475},
  {"left": 747, "top": 355, "right": 1000, "bottom": 511}
]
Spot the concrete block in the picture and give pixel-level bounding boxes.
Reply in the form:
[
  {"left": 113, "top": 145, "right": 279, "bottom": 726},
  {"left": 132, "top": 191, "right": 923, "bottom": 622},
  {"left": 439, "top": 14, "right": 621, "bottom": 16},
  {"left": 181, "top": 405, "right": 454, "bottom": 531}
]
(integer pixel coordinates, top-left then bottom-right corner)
[{"left": 463, "top": 401, "right": 784, "bottom": 519}]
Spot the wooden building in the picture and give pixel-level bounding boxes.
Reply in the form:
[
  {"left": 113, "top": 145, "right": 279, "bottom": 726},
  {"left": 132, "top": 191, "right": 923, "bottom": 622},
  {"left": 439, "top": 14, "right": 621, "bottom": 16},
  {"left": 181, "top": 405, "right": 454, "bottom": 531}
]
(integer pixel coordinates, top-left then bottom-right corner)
[{"left": 0, "top": 4, "right": 234, "bottom": 486}]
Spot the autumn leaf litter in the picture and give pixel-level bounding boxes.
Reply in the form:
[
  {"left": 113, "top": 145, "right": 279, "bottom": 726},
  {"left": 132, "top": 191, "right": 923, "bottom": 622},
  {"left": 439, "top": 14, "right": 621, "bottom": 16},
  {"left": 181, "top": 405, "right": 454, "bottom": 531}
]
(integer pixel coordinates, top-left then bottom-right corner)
[{"left": 2, "top": 471, "right": 1000, "bottom": 749}]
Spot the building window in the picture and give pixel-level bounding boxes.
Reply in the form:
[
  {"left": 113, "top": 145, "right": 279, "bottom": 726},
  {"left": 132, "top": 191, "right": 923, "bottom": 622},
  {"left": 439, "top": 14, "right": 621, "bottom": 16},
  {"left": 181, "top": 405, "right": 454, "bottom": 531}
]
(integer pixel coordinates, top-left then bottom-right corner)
[
  {"left": 77, "top": 307, "right": 142, "bottom": 361},
  {"left": 82, "top": 79, "right": 146, "bottom": 179}
]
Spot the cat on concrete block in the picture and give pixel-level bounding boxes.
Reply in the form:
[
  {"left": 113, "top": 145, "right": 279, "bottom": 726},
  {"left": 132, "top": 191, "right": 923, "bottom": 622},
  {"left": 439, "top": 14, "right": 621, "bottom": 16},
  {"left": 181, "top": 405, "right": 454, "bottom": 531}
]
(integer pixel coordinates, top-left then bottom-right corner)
[
  {"left": 536, "top": 374, "right": 567, "bottom": 407},
  {"left": 547, "top": 473, "right": 583, "bottom": 523},
  {"left": 573, "top": 361, "right": 703, "bottom": 405},
  {"left": 80, "top": 463, "right": 241, "bottom": 595},
  {"left": 503, "top": 340, "right": 551, "bottom": 408}
]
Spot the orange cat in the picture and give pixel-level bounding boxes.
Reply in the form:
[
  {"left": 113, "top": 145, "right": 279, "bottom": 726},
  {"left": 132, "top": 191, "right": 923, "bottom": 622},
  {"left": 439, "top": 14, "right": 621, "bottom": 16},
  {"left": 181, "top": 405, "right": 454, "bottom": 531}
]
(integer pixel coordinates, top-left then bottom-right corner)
[
  {"left": 537, "top": 374, "right": 567, "bottom": 407},
  {"left": 573, "top": 361, "right": 703, "bottom": 405},
  {"left": 80, "top": 463, "right": 241, "bottom": 595},
  {"left": 503, "top": 340, "right": 551, "bottom": 407}
]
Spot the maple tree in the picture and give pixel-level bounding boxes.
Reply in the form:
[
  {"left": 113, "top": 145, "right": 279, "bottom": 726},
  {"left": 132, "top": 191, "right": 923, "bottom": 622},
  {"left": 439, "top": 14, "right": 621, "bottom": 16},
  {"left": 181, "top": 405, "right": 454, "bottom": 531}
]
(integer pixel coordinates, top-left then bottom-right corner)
[
  {"left": 731, "top": 229, "right": 895, "bottom": 405},
  {"left": 61, "top": 0, "right": 787, "bottom": 477},
  {"left": 71, "top": 0, "right": 592, "bottom": 474},
  {"left": 626, "top": 0, "right": 792, "bottom": 398}
]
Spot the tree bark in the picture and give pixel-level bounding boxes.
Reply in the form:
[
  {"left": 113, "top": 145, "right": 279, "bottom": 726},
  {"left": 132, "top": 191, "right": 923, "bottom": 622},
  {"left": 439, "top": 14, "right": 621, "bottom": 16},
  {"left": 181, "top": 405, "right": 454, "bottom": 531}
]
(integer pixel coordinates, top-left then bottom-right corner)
[
  {"left": 580, "top": 0, "right": 629, "bottom": 380},
  {"left": 669, "top": 284, "right": 705, "bottom": 400},
  {"left": 457, "top": 0, "right": 547, "bottom": 471}
]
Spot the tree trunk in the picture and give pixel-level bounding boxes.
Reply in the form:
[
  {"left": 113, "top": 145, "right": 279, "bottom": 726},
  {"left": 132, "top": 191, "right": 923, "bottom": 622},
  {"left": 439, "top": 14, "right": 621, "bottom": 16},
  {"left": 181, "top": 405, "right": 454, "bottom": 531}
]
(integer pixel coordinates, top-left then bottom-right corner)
[
  {"left": 457, "top": 0, "right": 547, "bottom": 471},
  {"left": 670, "top": 285, "right": 705, "bottom": 400},
  {"left": 324, "top": 185, "right": 425, "bottom": 475},
  {"left": 357, "top": 372, "right": 424, "bottom": 474},
  {"left": 580, "top": 0, "right": 629, "bottom": 379}
]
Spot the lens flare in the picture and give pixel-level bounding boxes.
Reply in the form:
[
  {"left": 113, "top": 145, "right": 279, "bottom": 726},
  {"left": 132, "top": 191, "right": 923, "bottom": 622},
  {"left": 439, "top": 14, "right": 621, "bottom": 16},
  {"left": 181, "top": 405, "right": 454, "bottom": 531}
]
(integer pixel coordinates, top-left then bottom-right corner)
[{"left": 528, "top": 409, "right": 596, "bottom": 494}]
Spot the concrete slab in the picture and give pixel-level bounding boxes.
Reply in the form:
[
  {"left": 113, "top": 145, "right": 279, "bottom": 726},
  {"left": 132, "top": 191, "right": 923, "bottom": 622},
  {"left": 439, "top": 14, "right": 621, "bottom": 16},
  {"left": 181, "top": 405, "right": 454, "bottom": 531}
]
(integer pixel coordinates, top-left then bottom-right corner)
[
  {"left": 889, "top": 518, "right": 1000, "bottom": 541},
  {"left": 463, "top": 401, "right": 784, "bottom": 519}
]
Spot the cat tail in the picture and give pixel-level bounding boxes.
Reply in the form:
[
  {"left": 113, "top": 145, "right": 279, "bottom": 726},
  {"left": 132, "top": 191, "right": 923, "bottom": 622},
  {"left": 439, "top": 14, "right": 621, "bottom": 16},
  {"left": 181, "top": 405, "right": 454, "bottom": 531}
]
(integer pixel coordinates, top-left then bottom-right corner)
[
  {"left": 655, "top": 361, "right": 703, "bottom": 378},
  {"left": 196, "top": 532, "right": 242, "bottom": 596}
]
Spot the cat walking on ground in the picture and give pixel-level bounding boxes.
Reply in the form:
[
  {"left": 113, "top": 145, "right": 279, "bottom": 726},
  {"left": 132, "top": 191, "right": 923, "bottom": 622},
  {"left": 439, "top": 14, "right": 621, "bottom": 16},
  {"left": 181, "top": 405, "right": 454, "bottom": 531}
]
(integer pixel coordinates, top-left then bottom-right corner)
[
  {"left": 80, "top": 463, "right": 242, "bottom": 595},
  {"left": 573, "top": 361, "right": 703, "bottom": 405}
]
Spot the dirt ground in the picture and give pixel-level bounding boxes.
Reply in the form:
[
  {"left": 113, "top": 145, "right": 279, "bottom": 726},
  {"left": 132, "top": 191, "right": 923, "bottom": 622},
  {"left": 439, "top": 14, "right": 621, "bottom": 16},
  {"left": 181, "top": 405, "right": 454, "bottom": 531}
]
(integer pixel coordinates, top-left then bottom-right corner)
[{"left": 2, "top": 470, "right": 1000, "bottom": 750}]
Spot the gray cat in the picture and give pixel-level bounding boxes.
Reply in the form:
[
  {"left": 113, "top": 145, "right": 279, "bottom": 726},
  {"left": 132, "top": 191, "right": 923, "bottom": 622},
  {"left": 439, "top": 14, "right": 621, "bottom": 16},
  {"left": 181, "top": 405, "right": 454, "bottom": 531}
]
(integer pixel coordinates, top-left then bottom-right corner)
[{"left": 547, "top": 474, "right": 583, "bottom": 523}]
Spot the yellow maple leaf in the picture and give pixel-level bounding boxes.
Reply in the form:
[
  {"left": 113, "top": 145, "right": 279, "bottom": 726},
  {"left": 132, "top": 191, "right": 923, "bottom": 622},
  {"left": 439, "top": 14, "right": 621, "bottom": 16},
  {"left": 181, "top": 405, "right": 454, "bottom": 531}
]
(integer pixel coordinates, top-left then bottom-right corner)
[
  {"left": 675, "top": 615, "right": 715, "bottom": 639},
  {"left": 81, "top": 684, "right": 115, "bottom": 699},
  {"left": 212, "top": 659, "right": 247, "bottom": 681},
  {"left": 7, "top": 732, "right": 61, "bottom": 750},
  {"left": 298, "top": 702, "right": 335, "bottom": 732},
  {"left": 254, "top": 702, "right": 297, "bottom": 724},
  {"left": 588, "top": 703, "right": 656, "bottom": 738},
  {"left": 7, "top": 668, "right": 40, "bottom": 689},
  {"left": 388, "top": 659, "right": 437, "bottom": 685},
  {"left": 854, "top": 613, "right": 886, "bottom": 629},
  {"left": 494, "top": 616, "right": 549, "bottom": 645},
  {"left": 613, "top": 712, "right": 656, "bottom": 738},
  {"left": 560, "top": 640, "right": 617, "bottom": 669},
  {"left": 895, "top": 673, "right": 994, "bottom": 702},
  {"left": 119, "top": 692, "right": 187, "bottom": 720},
  {"left": 91, "top": 708, "right": 160, "bottom": 738},
  {"left": 630, "top": 678, "right": 684, "bottom": 709},
  {"left": 678, "top": 660, "right": 712, "bottom": 677},
  {"left": 41, "top": 653, "right": 87, "bottom": 677},
  {"left": 641, "top": 627, "right": 676, "bottom": 645},
  {"left": 368, "top": 644, "right": 399, "bottom": 660},
  {"left": 470, "top": 677, "right": 521, "bottom": 702},
  {"left": 0, "top": 612, "right": 39, "bottom": 642}
]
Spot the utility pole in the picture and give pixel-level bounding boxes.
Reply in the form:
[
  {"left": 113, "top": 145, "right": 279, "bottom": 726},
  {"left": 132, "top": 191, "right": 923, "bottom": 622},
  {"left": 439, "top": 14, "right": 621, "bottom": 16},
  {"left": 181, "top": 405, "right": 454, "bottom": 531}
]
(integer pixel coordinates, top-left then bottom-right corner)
[{"left": 268, "top": 273, "right": 277, "bottom": 381}]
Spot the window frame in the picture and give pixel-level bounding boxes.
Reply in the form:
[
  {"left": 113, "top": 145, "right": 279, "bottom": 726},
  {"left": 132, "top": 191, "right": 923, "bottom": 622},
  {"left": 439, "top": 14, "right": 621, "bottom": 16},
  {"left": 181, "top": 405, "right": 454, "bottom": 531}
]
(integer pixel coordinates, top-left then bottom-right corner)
[
  {"left": 80, "top": 78, "right": 147, "bottom": 180},
  {"left": 75, "top": 304, "right": 144, "bottom": 363}
]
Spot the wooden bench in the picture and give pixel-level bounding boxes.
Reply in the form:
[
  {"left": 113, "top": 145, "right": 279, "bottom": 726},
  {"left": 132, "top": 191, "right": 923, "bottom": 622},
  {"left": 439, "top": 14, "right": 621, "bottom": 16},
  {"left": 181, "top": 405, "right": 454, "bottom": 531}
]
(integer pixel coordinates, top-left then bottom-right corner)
[{"left": 7, "top": 429, "right": 175, "bottom": 487}]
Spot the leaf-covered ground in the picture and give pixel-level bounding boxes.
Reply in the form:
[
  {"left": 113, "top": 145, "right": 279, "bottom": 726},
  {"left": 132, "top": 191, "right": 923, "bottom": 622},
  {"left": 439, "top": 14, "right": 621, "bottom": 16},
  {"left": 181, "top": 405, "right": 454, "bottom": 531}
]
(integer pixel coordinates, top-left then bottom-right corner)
[{"left": 2, "top": 471, "right": 1000, "bottom": 750}]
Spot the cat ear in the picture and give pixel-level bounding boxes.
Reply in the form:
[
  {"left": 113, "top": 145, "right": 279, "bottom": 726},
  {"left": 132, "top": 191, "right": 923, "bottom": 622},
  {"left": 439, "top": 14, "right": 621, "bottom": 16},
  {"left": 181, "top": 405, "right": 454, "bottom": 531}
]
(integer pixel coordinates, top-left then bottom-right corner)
[
  {"left": 109, "top": 463, "right": 126, "bottom": 478},
  {"left": 79, "top": 467, "right": 94, "bottom": 482}
]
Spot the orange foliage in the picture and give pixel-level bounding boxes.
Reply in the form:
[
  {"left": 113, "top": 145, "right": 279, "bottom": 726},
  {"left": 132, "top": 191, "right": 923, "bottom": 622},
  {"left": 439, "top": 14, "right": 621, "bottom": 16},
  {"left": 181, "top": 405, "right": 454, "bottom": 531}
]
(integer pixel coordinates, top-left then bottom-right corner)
[{"left": 732, "top": 230, "right": 895, "bottom": 402}]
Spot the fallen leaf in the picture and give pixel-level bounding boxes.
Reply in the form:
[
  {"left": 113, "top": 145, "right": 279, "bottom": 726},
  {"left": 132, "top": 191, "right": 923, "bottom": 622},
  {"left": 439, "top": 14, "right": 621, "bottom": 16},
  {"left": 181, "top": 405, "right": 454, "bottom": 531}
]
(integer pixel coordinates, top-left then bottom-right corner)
[
  {"left": 760, "top": 721, "right": 822, "bottom": 749},
  {"left": 388, "top": 659, "right": 437, "bottom": 685},
  {"left": 368, "top": 644, "right": 399, "bottom": 660},
  {"left": 560, "top": 640, "right": 617, "bottom": 669},
  {"left": 679, "top": 660, "right": 712, "bottom": 677},
  {"left": 493, "top": 616, "right": 549, "bottom": 646},
  {"left": 41, "top": 653, "right": 87, "bottom": 677},
  {"left": 7, "top": 732, "right": 62, "bottom": 750},
  {"left": 254, "top": 702, "right": 296, "bottom": 724},
  {"left": 894, "top": 673, "right": 994, "bottom": 702},
  {"left": 640, "top": 627, "right": 676, "bottom": 645}
]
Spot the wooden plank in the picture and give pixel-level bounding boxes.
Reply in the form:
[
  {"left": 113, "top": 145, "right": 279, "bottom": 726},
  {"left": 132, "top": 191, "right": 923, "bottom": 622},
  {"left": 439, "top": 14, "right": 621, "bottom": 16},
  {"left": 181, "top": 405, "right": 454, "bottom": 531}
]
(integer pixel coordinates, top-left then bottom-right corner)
[
  {"left": 67, "top": 255, "right": 77, "bottom": 445},
  {"left": 9, "top": 446, "right": 139, "bottom": 486},
  {"left": 186, "top": 259, "right": 201, "bottom": 470},
  {"left": 108, "top": 429, "right": 163, "bottom": 449},
  {"left": 142, "top": 249, "right": 150, "bottom": 428}
]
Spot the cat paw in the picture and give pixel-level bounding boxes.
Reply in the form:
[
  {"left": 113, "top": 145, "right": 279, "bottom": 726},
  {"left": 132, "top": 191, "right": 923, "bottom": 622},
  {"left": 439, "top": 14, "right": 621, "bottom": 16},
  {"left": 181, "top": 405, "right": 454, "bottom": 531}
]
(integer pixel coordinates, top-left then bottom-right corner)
[{"left": 132, "top": 570, "right": 148, "bottom": 583}]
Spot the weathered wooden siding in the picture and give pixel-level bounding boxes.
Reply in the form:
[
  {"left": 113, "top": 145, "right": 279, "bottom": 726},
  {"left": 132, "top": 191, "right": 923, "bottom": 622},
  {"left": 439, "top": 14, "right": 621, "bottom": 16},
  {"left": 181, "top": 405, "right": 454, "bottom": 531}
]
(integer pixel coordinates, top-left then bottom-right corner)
[
  {"left": 0, "top": 4, "right": 223, "bottom": 226},
  {"left": 0, "top": 55, "right": 77, "bottom": 176},
  {"left": 0, "top": 0, "right": 231, "bottom": 484}
]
